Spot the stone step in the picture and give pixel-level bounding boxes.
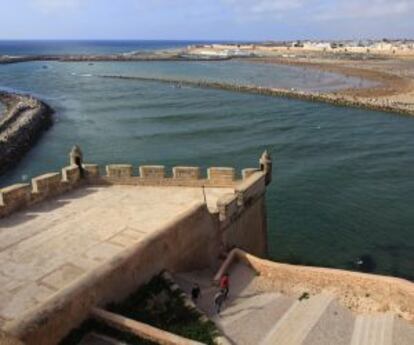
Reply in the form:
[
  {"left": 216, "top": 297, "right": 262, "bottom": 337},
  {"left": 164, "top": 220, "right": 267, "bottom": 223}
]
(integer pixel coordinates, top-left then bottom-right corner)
[
  {"left": 218, "top": 292, "right": 281, "bottom": 327},
  {"left": 220, "top": 294, "right": 296, "bottom": 345},
  {"left": 350, "top": 314, "right": 394, "bottom": 345},
  {"left": 393, "top": 317, "right": 414, "bottom": 345},
  {"left": 302, "top": 299, "right": 355, "bottom": 345},
  {"left": 260, "top": 294, "right": 335, "bottom": 345}
]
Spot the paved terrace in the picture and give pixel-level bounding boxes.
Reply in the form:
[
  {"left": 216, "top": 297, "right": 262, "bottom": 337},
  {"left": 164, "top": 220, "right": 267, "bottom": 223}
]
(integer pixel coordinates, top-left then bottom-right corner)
[{"left": 0, "top": 184, "right": 233, "bottom": 326}]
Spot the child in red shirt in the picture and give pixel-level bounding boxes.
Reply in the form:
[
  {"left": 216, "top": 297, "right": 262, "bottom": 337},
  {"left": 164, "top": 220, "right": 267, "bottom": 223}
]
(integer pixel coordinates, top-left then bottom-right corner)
[{"left": 219, "top": 273, "right": 229, "bottom": 298}]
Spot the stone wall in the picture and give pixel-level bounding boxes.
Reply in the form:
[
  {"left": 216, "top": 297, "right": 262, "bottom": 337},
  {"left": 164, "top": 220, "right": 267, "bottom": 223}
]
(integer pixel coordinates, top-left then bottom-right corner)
[
  {"left": 0, "top": 163, "right": 242, "bottom": 219},
  {"left": 0, "top": 92, "right": 54, "bottom": 175},
  {"left": 4, "top": 203, "right": 221, "bottom": 345},
  {"left": 0, "top": 164, "right": 95, "bottom": 218},
  {"left": 217, "top": 171, "right": 268, "bottom": 257},
  {"left": 233, "top": 250, "right": 414, "bottom": 324},
  {"left": 0, "top": 155, "right": 271, "bottom": 345}
]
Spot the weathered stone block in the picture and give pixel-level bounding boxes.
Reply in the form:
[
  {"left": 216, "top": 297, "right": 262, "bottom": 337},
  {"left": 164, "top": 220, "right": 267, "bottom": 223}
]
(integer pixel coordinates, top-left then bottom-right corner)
[
  {"left": 139, "top": 165, "right": 165, "bottom": 179},
  {"left": 32, "top": 172, "right": 62, "bottom": 194},
  {"left": 217, "top": 193, "right": 238, "bottom": 222},
  {"left": 83, "top": 164, "right": 100, "bottom": 178},
  {"left": 235, "top": 172, "right": 266, "bottom": 206},
  {"left": 0, "top": 183, "right": 31, "bottom": 208},
  {"left": 62, "top": 165, "right": 81, "bottom": 184},
  {"left": 172, "top": 166, "right": 201, "bottom": 180},
  {"left": 106, "top": 164, "right": 133, "bottom": 178},
  {"left": 207, "top": 167, "right": 235, "bottom": 182},
  {"left": 242, "top": 168, "right": 259, "bottom": 180}
]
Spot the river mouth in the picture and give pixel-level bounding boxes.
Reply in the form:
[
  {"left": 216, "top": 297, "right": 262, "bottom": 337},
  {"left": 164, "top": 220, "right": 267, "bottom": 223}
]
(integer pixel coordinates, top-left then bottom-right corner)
[{"left": 0, "top": 58, "right": 413, "bottom": 281}]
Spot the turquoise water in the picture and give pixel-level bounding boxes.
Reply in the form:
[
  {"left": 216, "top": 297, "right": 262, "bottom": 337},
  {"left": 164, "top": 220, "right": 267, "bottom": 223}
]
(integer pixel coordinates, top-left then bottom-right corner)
[{"left": 0, "top": 47, "right": 413, "bottom": 280}]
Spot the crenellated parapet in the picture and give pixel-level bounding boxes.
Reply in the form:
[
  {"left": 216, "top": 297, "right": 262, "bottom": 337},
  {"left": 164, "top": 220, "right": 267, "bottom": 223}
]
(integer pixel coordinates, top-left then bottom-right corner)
[
  {"left": 0, "top": 147, "right": 272, "bottom": 220},
  {"left": 217, "top": 170, "right": 267, "bottom": 228},
  {"left": 0, "top": 164, "right": 86, "bottom": 218},
  {"left": 100, "top": 164, "right": 240, "bottom": 187}
]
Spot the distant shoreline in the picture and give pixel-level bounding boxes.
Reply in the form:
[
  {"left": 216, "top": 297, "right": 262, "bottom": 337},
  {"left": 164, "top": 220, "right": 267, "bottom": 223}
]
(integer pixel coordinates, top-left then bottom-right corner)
[{"left": 1, "top": 46, "right": 413, "bottom": 116}]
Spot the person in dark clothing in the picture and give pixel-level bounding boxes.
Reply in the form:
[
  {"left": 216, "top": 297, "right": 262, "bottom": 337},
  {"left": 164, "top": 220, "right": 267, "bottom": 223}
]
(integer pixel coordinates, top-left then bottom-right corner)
[
  {"left": 191, "top": 283, "right": 201, "bottom": 303},
  {"left": 214, "top": 289, "right": 226, "bottom": 315}
]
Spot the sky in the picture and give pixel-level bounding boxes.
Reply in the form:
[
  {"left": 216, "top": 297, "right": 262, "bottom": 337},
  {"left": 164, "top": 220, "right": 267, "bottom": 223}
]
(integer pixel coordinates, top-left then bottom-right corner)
[{"left": 0, "top": 0, "right": 413, "bottom": 40}]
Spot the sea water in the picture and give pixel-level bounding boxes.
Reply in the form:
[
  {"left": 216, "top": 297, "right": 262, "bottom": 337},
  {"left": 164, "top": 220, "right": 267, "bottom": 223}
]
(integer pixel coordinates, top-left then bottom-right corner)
[{"left": 0, "top": 41, "right": 413, "bottom": 280}]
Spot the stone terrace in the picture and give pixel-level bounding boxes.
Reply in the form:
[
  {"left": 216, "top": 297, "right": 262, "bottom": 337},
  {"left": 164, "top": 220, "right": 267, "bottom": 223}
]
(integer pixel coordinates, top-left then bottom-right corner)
[{"left": 0, "top": 184, "right": 233, "bottom": 326}]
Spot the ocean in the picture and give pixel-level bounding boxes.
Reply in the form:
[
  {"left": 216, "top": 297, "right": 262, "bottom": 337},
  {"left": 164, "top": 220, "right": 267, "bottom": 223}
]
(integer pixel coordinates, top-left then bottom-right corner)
[{"left": 1, "top": 40, "right": 413, "bottom": 280}]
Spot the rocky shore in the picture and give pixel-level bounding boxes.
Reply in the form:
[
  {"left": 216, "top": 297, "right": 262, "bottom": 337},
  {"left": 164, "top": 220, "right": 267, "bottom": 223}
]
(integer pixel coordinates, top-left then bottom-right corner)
[
  {"left": 99, "top": 75, "right": 414, "bottom": 116},
  {"left": 0, "top": 92, "right": 54, "bottom": 175}
]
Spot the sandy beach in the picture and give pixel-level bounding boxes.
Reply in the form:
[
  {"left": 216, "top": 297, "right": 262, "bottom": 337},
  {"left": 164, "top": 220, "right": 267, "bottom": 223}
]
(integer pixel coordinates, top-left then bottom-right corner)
[
  {"left": 187, "top": 45, "right": 414, "bottom": 115},
  {"left": 1, "top": 45, "right": 414, "bottom": 115}
]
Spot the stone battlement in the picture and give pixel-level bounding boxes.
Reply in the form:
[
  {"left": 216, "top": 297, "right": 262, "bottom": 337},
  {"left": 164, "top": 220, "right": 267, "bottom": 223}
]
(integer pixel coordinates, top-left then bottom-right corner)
[
  {"left": 0, "top": 146, "right": 271, "bottom": 345},
  {"left": 0, "top": 147, "right": 272, "bottom": 220}
]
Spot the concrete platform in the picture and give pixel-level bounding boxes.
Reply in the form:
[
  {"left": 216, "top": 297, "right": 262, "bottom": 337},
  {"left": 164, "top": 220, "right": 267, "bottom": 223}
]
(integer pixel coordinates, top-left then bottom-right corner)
[{"left": 0, "top": 185, "right": 232, "bottom": 326}]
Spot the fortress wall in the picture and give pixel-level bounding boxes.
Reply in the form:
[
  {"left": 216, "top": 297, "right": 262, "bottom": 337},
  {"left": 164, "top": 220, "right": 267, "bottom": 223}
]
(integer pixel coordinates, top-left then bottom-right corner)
[
  {"left": 0, "top": 163, "right": 250, "bottom": 218},
  {"left": 234, "top": 250, "right": 414, "bottom": 324},
  {"left": 242, "top": 168, "right": 260, "bottom": 179},
  {"left": 218, "top": 171, "right": 268, "bottom": 257},
  {"left": 106, "top": 164, "right": 133, "bottom": 178},
  {"left": 94, "top": 164, "right": 242, "bottom": 188},
  {"left": 83, "top": 164, "right": 99, "bottom": 178},
  {"left": 207, "top": 167, "right": 236, "bottom": 183},
  {"left": 173, "top": 166, "right": 201, "bottom": 180},
  {"left": 0, "top": 165, "right": 88, "bottom": 218},
  {"left": 5, "top": 203, "right": 221, "bottom": 345},
  {"left": 139, "top": 165, "right": 166, "bottom": 179}
]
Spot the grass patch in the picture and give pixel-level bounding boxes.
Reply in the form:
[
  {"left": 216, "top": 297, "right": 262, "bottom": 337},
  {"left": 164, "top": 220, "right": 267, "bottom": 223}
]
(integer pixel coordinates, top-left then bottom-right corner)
[
  {"left": 298, "top": 292, "right": 310, "bottom": 301},
  {"left": 107, "top": 273, "right": 218, "bottom": 345}
]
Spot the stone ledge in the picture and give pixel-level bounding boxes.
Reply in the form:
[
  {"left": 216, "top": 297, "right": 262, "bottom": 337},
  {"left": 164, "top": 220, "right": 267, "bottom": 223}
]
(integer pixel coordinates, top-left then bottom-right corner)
[
  {"left": 91, "top": 307, "right": 204, "bottom": 345},
  {"left": 207, "top": 167, "right": 236, "bottom": 182},
  {"left": 139, "top": 165, "right": 166, "bottom": 179},
  {"left": 172, "top": 167, "right": 201, "bottom": 180},
  {"left": 32, "top": 172, "right": 61, "bottom": 194},
  {"left": 218, "top": 249, "right": 414, "bottom": 325},
  {"left": 106, "top": 164, "right": 133, "bottom": 178}
]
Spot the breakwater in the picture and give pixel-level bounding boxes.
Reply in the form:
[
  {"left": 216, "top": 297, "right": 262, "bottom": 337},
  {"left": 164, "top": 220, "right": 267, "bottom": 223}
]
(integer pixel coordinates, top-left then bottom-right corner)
[
  {"left": 99, "top": 75, "right": 414, "bottom": 116},
  {"left": 0, "top": 92, "right": 53, "bottom": 175},
  {"left": 0, "top": 53, "right": 230, "bottom": 65}
]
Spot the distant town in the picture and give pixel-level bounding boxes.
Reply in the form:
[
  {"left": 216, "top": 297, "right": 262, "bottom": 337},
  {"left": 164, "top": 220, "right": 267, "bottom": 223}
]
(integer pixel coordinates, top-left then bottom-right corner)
[{"left": 186, "top": 39, "right": 414, "bottom": 58}]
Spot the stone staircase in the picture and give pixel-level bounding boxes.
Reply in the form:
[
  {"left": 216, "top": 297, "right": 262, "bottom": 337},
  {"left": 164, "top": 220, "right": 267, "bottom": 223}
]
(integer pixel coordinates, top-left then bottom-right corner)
[{"left": 174, "top": 262, "right": 414, "bottom": 345}]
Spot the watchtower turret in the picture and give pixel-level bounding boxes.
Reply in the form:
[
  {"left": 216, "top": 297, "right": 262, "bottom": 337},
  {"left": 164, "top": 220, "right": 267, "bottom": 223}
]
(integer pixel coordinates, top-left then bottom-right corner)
[
  {"left": 69, "top": 145, "right": 83, "bottom": 167},
  {"left": 259, "top": 150, "right": 272, "bottom": 185}
]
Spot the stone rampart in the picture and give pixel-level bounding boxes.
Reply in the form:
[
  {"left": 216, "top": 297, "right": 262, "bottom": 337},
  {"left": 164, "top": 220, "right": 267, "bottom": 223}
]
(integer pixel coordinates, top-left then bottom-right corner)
[
  {"left": 216, "top": 171, "right": 268, "bottom": 257},
  {"left": 0, "top": 164, "right": 86, "bottom": 218},
  {"left": 4, "top": 203, "right": 221, "bottom": 345},
  {"left": 225, "top": 249, "right": 414, "bottom": 324},
  {"left": 0, "top": 157, "right": 270, "bottom": 220},
  {"left": 97, "top": 165, "right": 242, "bottom": 188},
  {"left": 0, "top": 92, "right": 54, "bottom": 175},
  {"left": 0, "top": 149, "right": 272, "bottom": 344}
]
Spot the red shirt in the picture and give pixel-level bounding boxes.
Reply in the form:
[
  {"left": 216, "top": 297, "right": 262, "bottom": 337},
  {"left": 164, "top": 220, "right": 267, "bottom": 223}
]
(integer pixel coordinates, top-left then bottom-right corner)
[{"left": 220, "top": 275, "right": 229, "bottom": 289}]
